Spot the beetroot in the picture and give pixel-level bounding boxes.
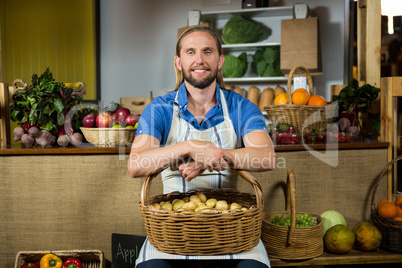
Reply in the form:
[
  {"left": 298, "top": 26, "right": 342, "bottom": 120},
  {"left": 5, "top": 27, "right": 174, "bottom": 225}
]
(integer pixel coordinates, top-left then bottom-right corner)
[
  {"left": 70, "top": 132, "right": 83, "bottom": 146},
  {"left": 28, "top": 126, "right": 40, "bottom": 137},
  {"left": 338, "top": 118, "right": 351, "bottom": 132},
  {"left": 21, "top": 134, "right": 35, "bottom": 147},
  {"left": 13, "top": 127, "right": 25, "bottom": 141},
  {"left": 35, "top": 130, "right": 54, "bottom": 147},
  {"left": 347, "top": 126, "right": 360, "bottom": 137},
  {"left": 57, "top": 135, "right": 70, "bottom": 147}
]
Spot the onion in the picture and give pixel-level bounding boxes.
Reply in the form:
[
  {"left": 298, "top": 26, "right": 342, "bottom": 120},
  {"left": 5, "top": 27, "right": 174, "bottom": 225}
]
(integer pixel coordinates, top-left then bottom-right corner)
[{"left": 320, "top": 210, "right": 347, "bottom": 236}]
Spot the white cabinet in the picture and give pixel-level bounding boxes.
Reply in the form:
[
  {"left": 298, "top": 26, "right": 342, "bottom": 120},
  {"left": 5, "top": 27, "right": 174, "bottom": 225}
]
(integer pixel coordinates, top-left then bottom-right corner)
[{"left": 189, "top": 7, "right": 293, "bottom": 84}]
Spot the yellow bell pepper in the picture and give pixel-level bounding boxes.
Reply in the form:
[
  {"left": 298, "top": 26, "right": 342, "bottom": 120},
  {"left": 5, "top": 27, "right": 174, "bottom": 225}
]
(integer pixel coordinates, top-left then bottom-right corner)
[{"left": 40, "top": 253, "right": 62, "bottom": 268}]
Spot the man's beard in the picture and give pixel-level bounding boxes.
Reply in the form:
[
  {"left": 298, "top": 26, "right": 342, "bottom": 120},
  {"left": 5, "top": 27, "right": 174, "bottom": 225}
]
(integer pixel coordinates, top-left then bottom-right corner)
[{"left": 182, "top": 66, "right": 218, "bottom": 89}]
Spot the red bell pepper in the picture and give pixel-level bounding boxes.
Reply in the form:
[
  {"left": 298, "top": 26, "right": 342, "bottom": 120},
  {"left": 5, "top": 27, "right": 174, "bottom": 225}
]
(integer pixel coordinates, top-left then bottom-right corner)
[
  {"left": 62, "top": 258, "right": 82, "bottom": 268},
  {"left": 22, "top": 263, "right": 39, "bottom": 268}
]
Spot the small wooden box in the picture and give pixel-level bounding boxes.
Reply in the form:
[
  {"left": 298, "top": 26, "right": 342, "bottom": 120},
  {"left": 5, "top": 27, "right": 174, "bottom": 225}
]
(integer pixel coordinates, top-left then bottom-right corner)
[{"left": 14, "top": 250, "right": 105, "bottom": 268}]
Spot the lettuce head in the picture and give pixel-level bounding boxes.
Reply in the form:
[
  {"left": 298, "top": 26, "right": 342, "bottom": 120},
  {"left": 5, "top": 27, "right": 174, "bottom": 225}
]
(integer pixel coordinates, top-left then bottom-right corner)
[
  {"left": 222, "top": 15, "right": 264, "bottom": 44},
  {"left": 222, "top": 52, "right": 248, "bottom": 78}
]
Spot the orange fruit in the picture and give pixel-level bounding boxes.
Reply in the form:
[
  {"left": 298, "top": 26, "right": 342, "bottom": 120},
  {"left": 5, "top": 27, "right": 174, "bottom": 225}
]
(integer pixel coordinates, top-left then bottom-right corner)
[
  {"left": 377, "top": 199, "right": 391, "bottom": 210},
  {"left": 292, "top": 90, "right": 310, "bottom": 105},
  {"left": 393, "top": 216, "right": 402, "bottom": 221},
  {"left": 396, "top": 206, "right": 402, "bottom": 217},
  {"left": 295, "top": 88, "right": 310, "bottom": 96},
  {"left": 378, "top": 201, "right": 398, "bottom": 219},
  {"left": 274, "top": 92, "right": 289, "bottom": 105},
  {"left": 307, "top": 95, "right": 327, "bottom": 106},
  {"left": 395, "top": 195, "right": 402, "bottom": 207}
]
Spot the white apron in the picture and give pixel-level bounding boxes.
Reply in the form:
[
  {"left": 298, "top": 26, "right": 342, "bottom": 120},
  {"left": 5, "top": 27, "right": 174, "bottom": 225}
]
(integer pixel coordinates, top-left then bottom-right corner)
[{"left": 136, "top": 89, "right": 270, "bottom": 267}]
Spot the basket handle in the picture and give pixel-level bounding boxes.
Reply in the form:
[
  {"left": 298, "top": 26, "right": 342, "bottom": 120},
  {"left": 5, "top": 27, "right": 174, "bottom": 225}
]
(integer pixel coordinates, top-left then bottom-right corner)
[
  {"left": 286, "top": 66, "right": 314, "bottom": 105},
  {"left": 370, "top": 155, "right": 402, "bottom": 214},
  {"left": 140, "top": 168, "right": 263, "bottom": 209},
  {"left": 285, "top": 169, "right": 297, "bottom": 245}
]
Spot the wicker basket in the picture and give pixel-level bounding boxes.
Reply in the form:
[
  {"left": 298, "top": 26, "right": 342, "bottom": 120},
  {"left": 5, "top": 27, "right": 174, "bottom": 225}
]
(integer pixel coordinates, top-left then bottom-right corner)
[
  {"left": 371, "top": 155, "right": 402, "bottom": 253},
  {"left": 139, "top": 169, "right": 263, "bottom": 255},
  {"left": 264, "top": 66, "right": 338, "bottom": 133},
  {"left": 14, "top": 250, "right": 105, "bottom": 268},
  {"left": 261, "top": 169, "right": 323, "bottom": 260},
  {"left": 80, "top": 127, "right": 136, "bottom": 147}
]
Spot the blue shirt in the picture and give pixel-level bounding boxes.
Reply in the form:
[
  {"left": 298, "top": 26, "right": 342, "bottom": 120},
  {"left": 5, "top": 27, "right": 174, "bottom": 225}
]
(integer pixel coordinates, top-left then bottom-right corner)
[{"left": 136, "top": 82, "right": 267, "bottom": 147}]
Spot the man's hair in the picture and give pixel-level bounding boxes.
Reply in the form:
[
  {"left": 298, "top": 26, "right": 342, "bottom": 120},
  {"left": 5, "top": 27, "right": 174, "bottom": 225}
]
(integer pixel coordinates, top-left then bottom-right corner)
[{"left": 174, "top": 26, "right": 225, "bottom": 90}]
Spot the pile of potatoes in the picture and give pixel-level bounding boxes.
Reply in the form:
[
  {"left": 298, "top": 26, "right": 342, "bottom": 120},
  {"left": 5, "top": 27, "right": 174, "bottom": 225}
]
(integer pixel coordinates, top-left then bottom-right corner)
[
  {"left": 151, "top": 193, "right": 249, "bottom": 213},
  {"left": 226, "top": 84, "right": 286, "bottom": 111}
]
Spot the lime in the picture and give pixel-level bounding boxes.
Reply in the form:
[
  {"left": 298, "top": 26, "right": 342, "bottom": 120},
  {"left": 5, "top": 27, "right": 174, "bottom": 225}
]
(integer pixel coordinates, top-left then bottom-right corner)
[
  {"left": 134, "top": 122, "right": 139, "bottom": 128},
  {"left": 112, "top": 124, "right": 122, "bottom": 128},
  {"left": 126, "top": 126, "right": 134, "bottom": 129}
]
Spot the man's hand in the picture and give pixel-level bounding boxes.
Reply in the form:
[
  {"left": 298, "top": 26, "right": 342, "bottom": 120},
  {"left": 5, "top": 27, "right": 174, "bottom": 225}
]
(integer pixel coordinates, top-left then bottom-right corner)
[{"left": 187, "top": 140, "right": 235, "bottom": 172}]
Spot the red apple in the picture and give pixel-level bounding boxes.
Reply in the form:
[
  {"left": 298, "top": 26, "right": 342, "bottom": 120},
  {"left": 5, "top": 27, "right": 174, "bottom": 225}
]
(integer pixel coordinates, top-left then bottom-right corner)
[
  {"left": 116, "top": 108, "right": 131, "bottom": 120},
  {"left": 124, "top": 114, "right": 140, "bottom": 127},
  {"left": 82, "top": 113, "right": 97, "bottom": 128},
  {"left": 96, "top": 112, "right": 111, "bottom": 128}
]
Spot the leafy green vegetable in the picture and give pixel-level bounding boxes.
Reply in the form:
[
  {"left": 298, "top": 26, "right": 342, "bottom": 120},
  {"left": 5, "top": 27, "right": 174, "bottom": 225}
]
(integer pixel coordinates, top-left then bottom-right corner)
[
  {"left": 332, "top": 79, "right": 380, "bottom": 113},
  {"left": 9, "top": 67, "right": 83, "bottom": 136},
  {"left": 253, "top": 46, "right": 283, "bottom": 77},
  {"left": 332, "top": 79, "right": 380, "bottom": 133},
  {"left": 222, "top": 52, "right": 248, "bottom": 78},
  {"left": 221, "top": 15, "right": 264, "bottom": 44}
]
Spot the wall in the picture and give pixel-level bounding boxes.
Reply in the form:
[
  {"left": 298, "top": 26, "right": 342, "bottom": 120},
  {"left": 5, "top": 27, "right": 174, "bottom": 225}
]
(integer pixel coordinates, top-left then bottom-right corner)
[
  {"left": 1, "top": 0, "right": 97, "bottom": 100},
  {"left": 100, "top": 0, "right": 349, "bottom": 105}
]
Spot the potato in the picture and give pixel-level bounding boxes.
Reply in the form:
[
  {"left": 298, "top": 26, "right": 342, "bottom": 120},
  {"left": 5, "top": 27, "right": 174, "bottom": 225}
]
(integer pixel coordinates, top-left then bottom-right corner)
[
  {"left": 161, "top": 202, "right": 173, "bottom": 211},
  {"left": 241, "top": 207, "right": 248, "bottom": 212},
  {"left": 182, "top": 197, "right": 189, "bottom": 203},
  {"left": 172, "top": 199, "right": 181, "bottom": 205},
  {"left": 152, "top": 203, "right": 161, "bottom": 210},
  {"left": 182, "top": 201, "right": 197, "bottom": 211},
  {"left": 190, "top": 194, "right": 202, "bottom": 204},
  {"left": 197, "top": 193, "right": 207, "bottom": 203},
  {"left": 173, "top": 199, "right": 185, "bottom": 211},
  {"left": 195, "top": 203, "right": 208, "bottom": 212},
  {"left": 230, "top": 203, "right": 243, "bottom": 210},
  {"left": 205, "top": 198, "right": 217, "bottom": 208},
  {"left": 215, "top": 200, "right": 229, "bottom": 211}
]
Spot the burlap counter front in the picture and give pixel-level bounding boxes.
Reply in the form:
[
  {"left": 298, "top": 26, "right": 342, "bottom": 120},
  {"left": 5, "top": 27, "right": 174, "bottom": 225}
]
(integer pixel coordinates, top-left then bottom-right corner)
[{"left": 0, "top": 148, "right": 388, "bottom": 267}]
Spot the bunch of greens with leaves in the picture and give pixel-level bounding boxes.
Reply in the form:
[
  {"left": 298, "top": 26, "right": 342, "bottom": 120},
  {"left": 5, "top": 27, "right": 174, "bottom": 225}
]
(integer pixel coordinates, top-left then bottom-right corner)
[
  {"left": 332, "top": 79, "right": 380, "bottom": 114},
  {"left": 253, "top": 46, "right": 283, "bottom": 77},
  {"left": 9, "top": 67, "right": 84, "bottom": 136},
  {"left": 332, "top": 79, "right": 380, "bottom": 132}
]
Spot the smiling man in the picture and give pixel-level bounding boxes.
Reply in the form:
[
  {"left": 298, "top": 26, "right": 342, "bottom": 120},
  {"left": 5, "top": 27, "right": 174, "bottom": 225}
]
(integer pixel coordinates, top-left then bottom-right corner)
[{"left": 128, "top": 26, "right": 275, "bottom": 268}]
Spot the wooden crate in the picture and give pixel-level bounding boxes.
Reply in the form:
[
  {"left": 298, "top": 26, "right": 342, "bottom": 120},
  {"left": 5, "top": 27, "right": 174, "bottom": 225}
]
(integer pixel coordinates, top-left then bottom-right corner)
[{"left": 14, "top": 250, "right": 105, "bottom": 268}]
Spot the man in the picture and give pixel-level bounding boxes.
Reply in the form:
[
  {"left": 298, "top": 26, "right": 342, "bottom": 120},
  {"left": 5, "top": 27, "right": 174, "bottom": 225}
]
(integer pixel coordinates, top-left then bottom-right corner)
[{"left": 128, "top": 26, "right": 275, "bottom": 268}]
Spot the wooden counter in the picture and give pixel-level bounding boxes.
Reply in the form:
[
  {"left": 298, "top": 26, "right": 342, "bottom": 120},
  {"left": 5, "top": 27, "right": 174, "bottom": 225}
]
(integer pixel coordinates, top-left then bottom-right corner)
[
  {"left": 0, "top": 140, "right": 390, "bottom": 155},
  {"left": 270, "top": 249, "right": 402, "bottom": 267},
  {"left": 0, "top": 141, "right": 392, "bottom": 267}
]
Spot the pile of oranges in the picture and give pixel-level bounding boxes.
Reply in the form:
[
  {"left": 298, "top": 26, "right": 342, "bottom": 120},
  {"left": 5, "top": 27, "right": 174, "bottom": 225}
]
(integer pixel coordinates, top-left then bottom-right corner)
[
  {"left": 274, "top": 88, "right": 327, "bottom": 106},
  {"left": 377, "top": 196, "right": 402, "bottom": 221}
]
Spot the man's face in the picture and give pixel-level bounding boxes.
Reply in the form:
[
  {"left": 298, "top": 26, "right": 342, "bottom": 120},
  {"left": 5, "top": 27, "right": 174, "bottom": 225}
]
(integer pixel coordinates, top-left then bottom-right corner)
[{"left": 175, "top": 31, "right": 224, "bottom": 89}]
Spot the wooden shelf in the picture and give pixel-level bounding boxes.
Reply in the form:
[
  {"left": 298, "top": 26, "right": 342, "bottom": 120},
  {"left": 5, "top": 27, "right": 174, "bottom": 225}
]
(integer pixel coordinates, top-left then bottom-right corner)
[{"left": 271, "top": 249, "right": 402, "bottom": 266}]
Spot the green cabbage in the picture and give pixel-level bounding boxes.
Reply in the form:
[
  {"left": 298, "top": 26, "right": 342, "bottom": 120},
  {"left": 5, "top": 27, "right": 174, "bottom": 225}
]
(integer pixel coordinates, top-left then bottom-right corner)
[
  {"left": 222, "top": 52, "right": 248, "bottom": 78},
  {"left": 320, "top": 210, "right": 347, "bottom": 236},
  {"left": 253, "top": 46, "right": 283, "bottom": 77},
  {"left": 222, "top": 15, "right": 264, "bottom": 44}
]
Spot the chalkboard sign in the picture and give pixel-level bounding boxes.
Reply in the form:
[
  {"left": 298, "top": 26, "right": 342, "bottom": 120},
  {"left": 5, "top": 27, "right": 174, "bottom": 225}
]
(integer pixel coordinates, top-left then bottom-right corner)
[{"left": 111, "top": 233, "right": 146, "bottom": 268}]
